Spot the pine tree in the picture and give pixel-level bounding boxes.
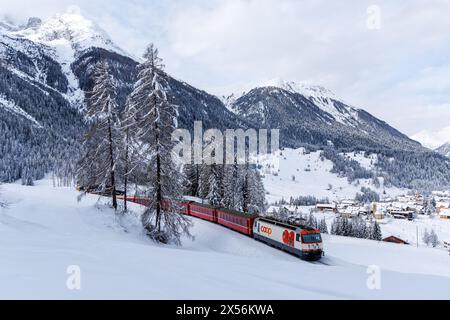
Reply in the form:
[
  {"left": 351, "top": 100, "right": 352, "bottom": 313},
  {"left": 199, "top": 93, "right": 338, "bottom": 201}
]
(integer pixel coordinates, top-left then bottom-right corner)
[
  {"left": 331, "top": 217, "right": 342, "bottom": 236},
  {"left": 370, "top": 220, "right": 382, "bottom": 241},
  {"left": 422, "top": 228, "right": 430, "bottom": 246},
  {"left": 318, "top": 218, "right": 328, "bottom": 234},
  {"left": 307, "top": 213, "right": 318, "bottom": 229},
  {"left": 126, "top": 44, "right": 192, "bottom": 244},
  {"left": 241, "top": 163, "right": 266, "bottom": 214},
  {"left": 245, "top": 166, "right": 266, "bottom": 214},
  {"left": 77, "top": 61, "right": 121, "bottom": 210},
  {"left": 222, "top": 160, "right": 244, "bottom": 211},
  {"left": 360, "top": 220, "right": 369, "bottom": 239},
  {"left": 184, "top": 163, "right": 201, "bottom": 197},
  {"left": 429, "top": 229, "right": 439, "bottom": 248},
  {"left": 207, "top": 164, "right": 222, "bottom": 207}
]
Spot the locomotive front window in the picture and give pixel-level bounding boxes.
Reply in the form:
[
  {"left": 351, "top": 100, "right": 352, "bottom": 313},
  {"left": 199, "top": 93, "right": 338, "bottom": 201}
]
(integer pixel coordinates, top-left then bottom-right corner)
[{"left": 302, "top": 234, "right": 322, "bottom": 243}]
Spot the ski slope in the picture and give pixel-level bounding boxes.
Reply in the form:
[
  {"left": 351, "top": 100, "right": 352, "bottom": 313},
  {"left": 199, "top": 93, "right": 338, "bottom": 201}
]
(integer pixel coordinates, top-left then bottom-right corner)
[{"left": 1, "top": 179, "right": 450, "bottom": 299}]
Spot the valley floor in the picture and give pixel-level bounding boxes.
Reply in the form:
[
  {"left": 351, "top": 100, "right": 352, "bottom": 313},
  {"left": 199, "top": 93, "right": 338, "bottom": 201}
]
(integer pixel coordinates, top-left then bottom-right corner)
[{"left": 1, "top": 179, "right": 450, "bottom": 299}]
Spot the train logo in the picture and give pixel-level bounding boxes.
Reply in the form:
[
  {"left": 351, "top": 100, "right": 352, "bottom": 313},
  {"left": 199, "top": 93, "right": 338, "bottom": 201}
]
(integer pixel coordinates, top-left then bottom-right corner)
[
  {"left": 261, "top": 226, "right": 273, "bottom": 236},
  {"left": 282, "top": 230, "right": 295, "bottom": 247}
]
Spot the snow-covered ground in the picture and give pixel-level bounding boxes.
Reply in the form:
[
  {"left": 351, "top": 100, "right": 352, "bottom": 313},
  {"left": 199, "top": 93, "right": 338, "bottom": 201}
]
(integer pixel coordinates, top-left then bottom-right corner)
[
  {"left": 262, "top": 148, "right": 403, "bottom": 203},
  {"left": 1, "top": 179, "right": 450, "bottom": 299}
]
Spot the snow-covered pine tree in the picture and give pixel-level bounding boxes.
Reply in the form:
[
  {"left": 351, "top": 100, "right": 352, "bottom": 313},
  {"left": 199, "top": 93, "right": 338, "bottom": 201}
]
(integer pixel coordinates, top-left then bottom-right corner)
[
  {"left": 126, "top": 44, "right": 192, "bottom": 244},
  {"left": 245, "top": 167, "right": 266, "bottom": 214},
  {"left": 184, "top": 163, "right": 201, "bottom": 197},
  {"left": 370, "top": 220, "right": 382, "bottom": 241},
  {"left": 241, "top": 163, "right": 266, "bottom": 214},
  {"left": 77, "top": 61, "right": 121, "bottom": 210},
  {"left": 330, "top": 218, "right": 338, "bottom": 235},
  {"left": 307, "top": 213, "right": 318, "bottom": 229},
  {"left": 360, "top": 219, "right": 369, "bottom": 239},
  {"left": 198, "top": 163, "right": 212, "bottom": 200},
  {"left": 422, "top": 228, "right": 430, "bottom": 246},
  {"left": 429, "top": 229, "right": 439, "bottom": 248},
  {"left": 207, "top": 164, "right": 223, "bottom": 207},
  {"left": 318, "top": 218, "right": 328, "bottom": 234},
  {"left": 221, "top": 159, "right": 244, "bottom": 211}
]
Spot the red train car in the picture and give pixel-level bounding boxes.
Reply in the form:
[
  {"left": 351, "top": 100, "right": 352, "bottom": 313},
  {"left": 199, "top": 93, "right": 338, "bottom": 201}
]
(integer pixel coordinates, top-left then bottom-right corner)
[
  {"left": 180, "top": 201, "right": 191, "bottom": 215},
  {"left": 117, "top": 196, "right": 151, "bottom": 207},
  {"left": 216, "top": 208, "right": 258, "bottom": 236},
  {"left": 188, "top": 203, "right": 218, "bottom": 222}
]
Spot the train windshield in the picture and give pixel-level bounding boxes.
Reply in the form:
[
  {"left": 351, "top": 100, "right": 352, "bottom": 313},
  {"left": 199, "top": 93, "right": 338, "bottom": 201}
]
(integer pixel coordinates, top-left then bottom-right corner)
[{"left": 302, "top": 234, "right": 322, "bottom": 243}]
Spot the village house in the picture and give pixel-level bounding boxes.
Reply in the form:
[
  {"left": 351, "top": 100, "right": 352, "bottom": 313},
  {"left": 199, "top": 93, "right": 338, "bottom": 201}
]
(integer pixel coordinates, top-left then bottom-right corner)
[
  {"left": 315, "top": 203, "right": 337, "bottom": 213},
  {"left": 436, "top": 201, "right": 450, "bottom": 213},
  {"left": 389, "top": 209, "right": 415, "bottom": 220},
  {"left": 440, "top": 209, "right": 450, "bottom": 220},
  {"left": 383, "top": 236, "right": 409, "bottom": 245}
]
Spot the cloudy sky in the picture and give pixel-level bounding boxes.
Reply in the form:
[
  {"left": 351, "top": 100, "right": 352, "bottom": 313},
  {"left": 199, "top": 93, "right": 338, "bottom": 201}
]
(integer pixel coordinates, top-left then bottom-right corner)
[{"left": 1, "top": 0, "right": 449, "bottom": 143}]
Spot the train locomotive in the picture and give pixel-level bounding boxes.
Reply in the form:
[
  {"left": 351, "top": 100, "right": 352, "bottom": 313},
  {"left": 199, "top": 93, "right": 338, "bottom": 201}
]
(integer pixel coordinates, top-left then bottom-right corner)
[{"left": 253, "top": 217, "right": 323, "bottom": 261}]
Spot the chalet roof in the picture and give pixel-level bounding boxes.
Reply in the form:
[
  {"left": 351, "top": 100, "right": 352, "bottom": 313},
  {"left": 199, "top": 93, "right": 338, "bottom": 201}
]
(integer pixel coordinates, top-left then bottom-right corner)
[
  {"left": 383, "top": 236, "right": 409, "bottom": 244},
  {"left": 316, "top": 203, "right": 336, "bottom": 208}
]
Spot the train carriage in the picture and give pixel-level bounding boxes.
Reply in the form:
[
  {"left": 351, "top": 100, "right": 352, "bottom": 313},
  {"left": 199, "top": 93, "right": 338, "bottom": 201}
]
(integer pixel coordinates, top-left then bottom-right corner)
[
  {"left": 189, "top": 203, "right": 218, "bottom": 222},
  {"left": 216, "top": 208, "right": 258, "bottom": 236},
  {"left": 253, "top": 217, "right": 323, "bottom": 261}
]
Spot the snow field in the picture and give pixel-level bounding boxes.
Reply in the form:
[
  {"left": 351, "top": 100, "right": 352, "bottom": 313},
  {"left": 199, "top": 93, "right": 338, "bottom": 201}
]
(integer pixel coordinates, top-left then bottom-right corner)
[{"left": 1, "top": 179, "right": 450, "bottom": 299}]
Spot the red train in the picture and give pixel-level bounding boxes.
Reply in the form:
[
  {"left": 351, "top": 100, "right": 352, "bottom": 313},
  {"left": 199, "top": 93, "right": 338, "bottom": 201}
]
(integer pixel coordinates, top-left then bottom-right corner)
[{"left": 120, "top": 197, "right": 323, "bottom": 260}]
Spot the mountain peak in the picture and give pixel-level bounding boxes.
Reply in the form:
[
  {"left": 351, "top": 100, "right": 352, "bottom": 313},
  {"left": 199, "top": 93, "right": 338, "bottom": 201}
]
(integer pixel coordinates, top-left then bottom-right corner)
[
  {"left": 25, "top": 17, "right": 42, "bottom": 29},
  {"left": 11, "top": 13, "right": 128, "bottom": 57},
  {"left": 251, "top": 78, "right": 358, "bottom": 126},
  {"left": 258, "top": 78, "right": 337, "bottom": 100}
]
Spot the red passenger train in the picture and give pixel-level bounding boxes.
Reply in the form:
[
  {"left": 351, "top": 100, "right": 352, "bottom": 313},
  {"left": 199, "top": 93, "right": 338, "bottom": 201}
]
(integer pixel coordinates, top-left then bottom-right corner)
[{"left": 119, "top": 197, "right": 323, "bottom": 260}]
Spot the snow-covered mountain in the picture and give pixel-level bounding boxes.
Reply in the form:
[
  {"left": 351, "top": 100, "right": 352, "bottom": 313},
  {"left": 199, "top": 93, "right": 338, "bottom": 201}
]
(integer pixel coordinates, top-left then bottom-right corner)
[
  {"left": 229, "top": 78, "right": 421, "bottom": 151},
  {"left": 436, "top": 143, "right": 450, "bottom": 158}
]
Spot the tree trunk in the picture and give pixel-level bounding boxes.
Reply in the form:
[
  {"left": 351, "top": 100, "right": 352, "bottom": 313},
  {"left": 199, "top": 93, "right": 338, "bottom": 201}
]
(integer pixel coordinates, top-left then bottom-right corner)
[
  {"left": 124, "top": 129, "right": 129, "bottom": 213},
  {"left": 108, "top": 118, "right": 117, "bottom": 210}
]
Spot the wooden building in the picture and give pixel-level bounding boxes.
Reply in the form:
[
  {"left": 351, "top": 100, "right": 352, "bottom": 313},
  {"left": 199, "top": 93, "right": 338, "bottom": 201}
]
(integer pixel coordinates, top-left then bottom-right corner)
[{"left": 383, "top": 236, "right": 409, "bottom": 245}]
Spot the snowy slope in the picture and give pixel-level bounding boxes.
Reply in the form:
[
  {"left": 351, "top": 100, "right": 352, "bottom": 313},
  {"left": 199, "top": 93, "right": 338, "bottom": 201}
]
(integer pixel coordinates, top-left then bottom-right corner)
[
  {"left": 1, "top": 180, "right": 450, "bottom": 299},
  {"left": 262, "top": 148, "right": 404, "bottom": 203},
  {"left": 0, "top": 95, "right": 42, "bottom": 127}
]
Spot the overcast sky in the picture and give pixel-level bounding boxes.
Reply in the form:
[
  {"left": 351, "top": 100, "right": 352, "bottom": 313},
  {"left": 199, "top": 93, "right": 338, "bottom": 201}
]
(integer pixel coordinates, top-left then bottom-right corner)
[{"left": 1, "top": 0, "right": 449, "bottom": 140}]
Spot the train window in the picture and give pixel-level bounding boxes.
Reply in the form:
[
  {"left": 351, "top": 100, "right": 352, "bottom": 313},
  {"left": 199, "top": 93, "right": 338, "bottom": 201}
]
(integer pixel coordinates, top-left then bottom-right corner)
[
  {"left": 302, "top": 234, "right": 322, "bottom": 243},
  {"left": 296, "top": 234, "right": 301, "bottom": 242}
]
